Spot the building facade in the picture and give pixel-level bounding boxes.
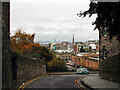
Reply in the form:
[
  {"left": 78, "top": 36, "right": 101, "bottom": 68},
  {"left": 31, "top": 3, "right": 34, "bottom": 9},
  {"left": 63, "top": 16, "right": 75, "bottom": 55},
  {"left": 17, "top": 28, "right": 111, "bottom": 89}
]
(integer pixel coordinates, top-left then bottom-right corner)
[
  {"left": 71, "top": 53, "right": 99, "bottom": 70},
  {"left": 55, "top": 51, "right": 72, "bottom": 61}
]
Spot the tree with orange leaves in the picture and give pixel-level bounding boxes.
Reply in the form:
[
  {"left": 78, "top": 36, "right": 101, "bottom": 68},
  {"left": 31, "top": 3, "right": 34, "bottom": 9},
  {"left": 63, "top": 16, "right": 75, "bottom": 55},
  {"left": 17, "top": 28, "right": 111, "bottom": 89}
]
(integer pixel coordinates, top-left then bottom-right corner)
[
  {"left": 10, "top": 30, "right": 56, "bottom": 71},
  {"left": 10, "top": 30, "right": 35, "bottom": 53},
  {"left": 10, "top": 30, "right": 55, "bottom": 62}
]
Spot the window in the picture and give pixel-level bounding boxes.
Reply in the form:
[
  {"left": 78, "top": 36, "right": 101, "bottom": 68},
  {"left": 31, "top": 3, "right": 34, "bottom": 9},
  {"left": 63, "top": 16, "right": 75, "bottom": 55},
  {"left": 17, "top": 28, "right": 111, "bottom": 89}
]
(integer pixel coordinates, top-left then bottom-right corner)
[
  {"left": 103, "top": 46, "right": 107, "bottom": 59},
  {"left": 89, "top": 46, "right": 92, "bottom": 52}
]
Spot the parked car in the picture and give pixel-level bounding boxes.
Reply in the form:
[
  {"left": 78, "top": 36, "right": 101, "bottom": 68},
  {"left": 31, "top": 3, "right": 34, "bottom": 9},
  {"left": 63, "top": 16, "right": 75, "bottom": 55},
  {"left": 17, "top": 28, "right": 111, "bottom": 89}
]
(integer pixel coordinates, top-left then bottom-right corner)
[
  {"left": 86, "top": 68, "right": 92, "bottom": 71},
  {"left": 76, "top": 68, "right": 89, "bottom": 74},
  {"left": 77, "top": 65, "right": 83, "bottom": 68}
]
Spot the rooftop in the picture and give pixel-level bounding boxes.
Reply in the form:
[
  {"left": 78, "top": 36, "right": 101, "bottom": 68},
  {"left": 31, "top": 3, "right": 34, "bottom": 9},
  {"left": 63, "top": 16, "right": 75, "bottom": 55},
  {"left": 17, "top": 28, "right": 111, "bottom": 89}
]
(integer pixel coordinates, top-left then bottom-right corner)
[{"left": 55, "top": 50, "right": 73, "bottom": 53}]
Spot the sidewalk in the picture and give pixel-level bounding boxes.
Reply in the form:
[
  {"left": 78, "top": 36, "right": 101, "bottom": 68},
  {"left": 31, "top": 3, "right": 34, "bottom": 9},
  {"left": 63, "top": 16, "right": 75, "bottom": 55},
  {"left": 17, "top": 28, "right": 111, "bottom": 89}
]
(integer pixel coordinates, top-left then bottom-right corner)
[{"left": 81, "top": 75, "right": 120, "bottom": 90}]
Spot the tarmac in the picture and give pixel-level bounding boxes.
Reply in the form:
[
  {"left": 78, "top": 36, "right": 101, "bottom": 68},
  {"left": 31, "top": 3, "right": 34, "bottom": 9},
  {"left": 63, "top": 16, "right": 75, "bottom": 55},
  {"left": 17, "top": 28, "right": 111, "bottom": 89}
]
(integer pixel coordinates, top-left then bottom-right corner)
[
  {"left": 81, "top": 75, "right": 120, "bottom": 90},
  {"left": 47, "top": 71, "right": 99, "bottom": 75}
]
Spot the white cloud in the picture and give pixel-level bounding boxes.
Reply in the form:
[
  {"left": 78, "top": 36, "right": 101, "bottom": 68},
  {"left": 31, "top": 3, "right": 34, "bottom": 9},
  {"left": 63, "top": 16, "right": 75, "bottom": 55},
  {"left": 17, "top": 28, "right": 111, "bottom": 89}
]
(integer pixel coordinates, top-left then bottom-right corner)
[{"left": 10, "top": 0, "right": 99, "bottom": 42}]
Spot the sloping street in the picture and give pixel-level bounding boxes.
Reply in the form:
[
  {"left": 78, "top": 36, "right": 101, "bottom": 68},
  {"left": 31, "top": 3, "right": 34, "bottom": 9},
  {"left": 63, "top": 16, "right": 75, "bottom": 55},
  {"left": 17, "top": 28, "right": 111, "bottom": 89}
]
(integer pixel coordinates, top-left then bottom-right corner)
[
  {"left": 24, "top": 75, "right": 86, "bottom": 89},
  {"left": 22, "top": 74, "right": 98, "bottom": 89}
]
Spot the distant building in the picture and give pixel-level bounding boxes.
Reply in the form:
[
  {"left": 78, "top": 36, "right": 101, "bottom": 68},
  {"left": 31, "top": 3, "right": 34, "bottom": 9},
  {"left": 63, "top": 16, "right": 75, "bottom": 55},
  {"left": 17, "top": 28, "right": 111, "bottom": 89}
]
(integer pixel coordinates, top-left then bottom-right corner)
[
  {"left": 75, "top": 42, "right": 83, "bottom": 45},
  {"left": 72, "top": 34, "right": 74, "bottom": 45},
  {"left": 62, "top": 41, "right": 69, "bottom": 45},
  {"left": 73, "top": 44, "right": 78, "bottom": 52},
  {"left": 51, "top": 42, "right": 57, "bottom": 50},
  {"left": 71, "top": 53, "right": 99, "bottom": 70},
  {"left": 88, "top": 44, "right": 96, "bottom": 53},
  {"left": 55, "top": 50, "right": 72, "bottom": 61},
  {"left": 95, "top": 40, "right": 99, "bottom": 53},
  {"left": 87, "top": 40, "right": 96, "bottom": 44},
  {"left": 40, "top": 44, "right": 49, "bottom": 47},
  {"left": 54, "top": 43, "right": 68, "bottom": 50},
  {"left": 67, "top": 44, "right": 73, "bottom": 51}
]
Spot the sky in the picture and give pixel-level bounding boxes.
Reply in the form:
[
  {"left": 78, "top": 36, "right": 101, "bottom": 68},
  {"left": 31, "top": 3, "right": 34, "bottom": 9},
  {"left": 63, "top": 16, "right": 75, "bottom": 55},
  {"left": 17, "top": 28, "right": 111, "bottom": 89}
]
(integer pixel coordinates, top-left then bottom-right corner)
[{"left": 10, "top": 0, "right": 99, "bottom": 42}]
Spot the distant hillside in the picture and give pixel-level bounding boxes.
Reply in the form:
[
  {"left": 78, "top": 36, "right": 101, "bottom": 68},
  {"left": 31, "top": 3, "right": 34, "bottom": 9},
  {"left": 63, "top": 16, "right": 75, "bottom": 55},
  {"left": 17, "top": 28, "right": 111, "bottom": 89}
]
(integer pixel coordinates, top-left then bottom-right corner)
[{"left": 35, "top": 41, "right": 64, "bottom": 44}]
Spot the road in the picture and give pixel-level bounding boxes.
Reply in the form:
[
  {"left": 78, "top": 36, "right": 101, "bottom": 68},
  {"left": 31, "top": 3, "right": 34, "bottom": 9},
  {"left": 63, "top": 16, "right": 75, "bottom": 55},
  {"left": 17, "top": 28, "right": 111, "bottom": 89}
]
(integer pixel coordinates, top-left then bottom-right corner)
[{"left": 23, "top": 74, "right": 98, "bottom": 89}]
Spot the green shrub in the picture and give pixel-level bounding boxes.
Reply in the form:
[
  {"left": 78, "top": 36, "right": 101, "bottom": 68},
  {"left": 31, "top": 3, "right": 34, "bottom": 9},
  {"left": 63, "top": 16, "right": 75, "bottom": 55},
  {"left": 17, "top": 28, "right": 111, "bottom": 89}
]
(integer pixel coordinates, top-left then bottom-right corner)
[{"left": 47, "top": 60, "right": 67, "bottom": 72}]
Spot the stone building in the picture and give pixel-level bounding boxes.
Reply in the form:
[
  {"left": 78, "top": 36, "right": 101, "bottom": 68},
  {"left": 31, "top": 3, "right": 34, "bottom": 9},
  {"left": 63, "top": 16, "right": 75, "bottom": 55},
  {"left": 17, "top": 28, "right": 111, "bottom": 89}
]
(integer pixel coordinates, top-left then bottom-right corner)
[
  {"left": 54, "top": 43, "right": 68, "bottom": 50},
  {"left": 55, "top": 50, "right": 72, "bottom": 61},
  {"left": 71, "top": 53, "right": 99, "bottom": 70},
  {"left": 73, "top": 44, "right": 78, "bottom": 52},
  {"left": 99, "top": 26, "right": 120, "bottom": 82},
  {"left": 62, "top": 41, "right": 69, "bottom": 46},
  {"left": 88, "top": 44, "right": 96, "bottom": 53},
  {"left": 98, "top": 3, "right": 120, "bottom": 83},
  {"left": 99, "top": 29, "right": 119, "bottom": 60}
]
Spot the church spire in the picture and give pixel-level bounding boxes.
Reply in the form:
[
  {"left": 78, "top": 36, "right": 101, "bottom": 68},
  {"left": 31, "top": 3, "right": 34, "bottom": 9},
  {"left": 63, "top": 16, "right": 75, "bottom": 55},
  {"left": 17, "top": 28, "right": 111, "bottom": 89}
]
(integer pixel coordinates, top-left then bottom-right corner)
[{"left": 72, "top": 34, "right": 74, "bottom": 44}]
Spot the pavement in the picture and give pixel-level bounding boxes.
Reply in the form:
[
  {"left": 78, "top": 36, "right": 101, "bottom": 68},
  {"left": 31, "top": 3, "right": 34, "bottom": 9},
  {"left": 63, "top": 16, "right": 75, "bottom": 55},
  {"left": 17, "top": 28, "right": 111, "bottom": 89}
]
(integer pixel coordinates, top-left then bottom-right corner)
[
  {"left": 23, "top": 75, "right": 86, "bottom": 89},
  {"left": 81, "top": 75, "right": 120, "bottom": 90},
  {"left": 47, "top": 71, "right": 99, "bottom": 75}
]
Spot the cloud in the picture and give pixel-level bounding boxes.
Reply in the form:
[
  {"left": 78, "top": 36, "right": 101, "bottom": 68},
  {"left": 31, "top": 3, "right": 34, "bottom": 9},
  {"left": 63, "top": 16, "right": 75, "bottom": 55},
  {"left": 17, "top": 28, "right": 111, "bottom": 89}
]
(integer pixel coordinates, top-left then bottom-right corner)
[{"left": 10, "top": 0, "right": 99, "bottom": 42}]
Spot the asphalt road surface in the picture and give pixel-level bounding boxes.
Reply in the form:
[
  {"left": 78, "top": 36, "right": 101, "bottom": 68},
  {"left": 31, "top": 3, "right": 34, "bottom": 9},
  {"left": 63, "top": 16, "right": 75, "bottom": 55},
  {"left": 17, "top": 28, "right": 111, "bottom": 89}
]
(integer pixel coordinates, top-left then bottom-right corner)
[{"left": 24, "top": 74, "right": 98, "bottom": 89}]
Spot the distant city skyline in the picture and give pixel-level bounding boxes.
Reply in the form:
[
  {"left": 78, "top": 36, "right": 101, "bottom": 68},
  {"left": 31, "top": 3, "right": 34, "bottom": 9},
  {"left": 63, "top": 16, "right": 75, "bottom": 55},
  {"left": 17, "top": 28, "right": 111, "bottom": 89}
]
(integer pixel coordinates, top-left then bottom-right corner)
[
  {"left": 10, "top": 0, "right": 99, "bottom": 42},
  {"left": 35, "top": 39, "right": 99, "bottom": 45}
]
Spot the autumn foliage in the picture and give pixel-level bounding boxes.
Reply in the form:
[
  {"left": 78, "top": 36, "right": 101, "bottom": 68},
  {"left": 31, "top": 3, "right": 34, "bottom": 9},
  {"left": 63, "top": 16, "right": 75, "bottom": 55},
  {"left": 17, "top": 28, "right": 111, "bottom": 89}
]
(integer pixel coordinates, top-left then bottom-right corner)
[
  {"left": 10, "top": 30, "right": 67, "bottom": 71},
  {"left": 10, "top": 30, "right": 55, "bottom": 61},
  {"left": 10, "top": 30, "right": 35, "bottom": 53}
]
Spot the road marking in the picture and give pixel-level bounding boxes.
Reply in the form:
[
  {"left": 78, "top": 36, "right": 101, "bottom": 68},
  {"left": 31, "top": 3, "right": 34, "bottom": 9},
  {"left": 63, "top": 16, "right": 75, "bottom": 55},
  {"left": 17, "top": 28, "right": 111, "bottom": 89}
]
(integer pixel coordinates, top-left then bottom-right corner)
[
  {"left": 18, "top": 75, "right": 48, "bottom": 90},
  {"left": 77, "top": 77, "right": 83, "bottom": 88},
  {"left": 74, "top": 80, "right": 80, "bottom": 88},
  {"left": 75, "top": 77, "right": 85, "bottom": 88}
]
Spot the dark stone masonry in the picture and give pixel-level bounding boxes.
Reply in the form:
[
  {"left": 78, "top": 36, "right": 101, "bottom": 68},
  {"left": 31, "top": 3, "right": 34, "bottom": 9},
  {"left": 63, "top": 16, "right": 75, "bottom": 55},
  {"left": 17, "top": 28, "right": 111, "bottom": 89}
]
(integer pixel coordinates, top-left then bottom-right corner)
[
  {"left": 2, "top": 2, "right": 46, "bottom": 88},
  {"left": 99, "top": 13, "right": 120, "bottom": 83},
  {"left": 2, "top": 1, "right": 13, "bottom": 88},
  {"left": 10, "top": 52, "right": 46, "bottom": 88}
]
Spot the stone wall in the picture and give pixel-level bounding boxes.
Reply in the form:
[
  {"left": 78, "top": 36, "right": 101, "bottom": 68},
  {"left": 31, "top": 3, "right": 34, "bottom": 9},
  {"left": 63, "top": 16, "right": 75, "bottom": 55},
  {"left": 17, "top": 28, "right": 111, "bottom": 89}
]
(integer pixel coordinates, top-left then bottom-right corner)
[
  {"left": 99, "top": 32, "right": 120, "bottom": 60},
  {"left": 100, "top": 53, "right": 120, "bottom": 83},
  {"left": 99, "top": 24, "right": 120, "bottom": 83},
  {"left": 10, "top": 52, "right": 46, "bottom": 87},
  {"left": 0, "top": 1, "right": 2, "bottom": 90},
  {"left": 2, "top": 2, "right": 13, "bottom": 88}
]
